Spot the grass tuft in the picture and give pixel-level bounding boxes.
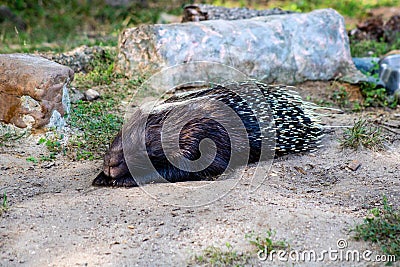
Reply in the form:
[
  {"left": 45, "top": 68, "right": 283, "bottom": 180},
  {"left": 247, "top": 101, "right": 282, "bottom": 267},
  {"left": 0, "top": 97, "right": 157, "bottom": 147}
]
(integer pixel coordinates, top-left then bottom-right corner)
[
  {"left": 340, "top": 118, "right": 386, "bottom": 150},
  {"left": 193, "top": 242, "right": 250, "bottom": 267}
]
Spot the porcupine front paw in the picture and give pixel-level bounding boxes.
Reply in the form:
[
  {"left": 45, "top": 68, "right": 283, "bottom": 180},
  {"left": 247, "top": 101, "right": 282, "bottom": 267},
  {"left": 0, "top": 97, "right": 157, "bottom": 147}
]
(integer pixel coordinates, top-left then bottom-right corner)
[
  {"left": 92, "top": 172, "right": 112, "bottom": 186},
  {"left": 112, "top": 175, "right": 138, "bottom": 187}
]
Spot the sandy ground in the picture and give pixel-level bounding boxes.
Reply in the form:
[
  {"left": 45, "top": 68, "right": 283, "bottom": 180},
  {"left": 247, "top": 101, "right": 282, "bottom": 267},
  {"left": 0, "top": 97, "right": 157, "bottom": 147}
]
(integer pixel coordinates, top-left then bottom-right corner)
[{"left": 1, "top": 83, "right": 399, "bottom": 266}]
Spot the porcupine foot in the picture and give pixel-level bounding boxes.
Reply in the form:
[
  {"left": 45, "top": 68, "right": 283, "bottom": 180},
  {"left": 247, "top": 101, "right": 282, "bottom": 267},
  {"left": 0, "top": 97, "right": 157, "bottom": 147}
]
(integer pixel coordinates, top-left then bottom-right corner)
[{"left": 93, "top": 172, "right": 138, "bottom": 187}]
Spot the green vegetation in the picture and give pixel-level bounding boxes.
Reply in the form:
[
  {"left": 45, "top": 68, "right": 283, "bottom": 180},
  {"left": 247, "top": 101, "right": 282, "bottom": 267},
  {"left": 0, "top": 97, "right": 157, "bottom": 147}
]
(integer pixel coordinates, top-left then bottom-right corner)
[
  {"left": 353, "top": 196, "right": 399, "bottom": 261},
  {"left": 350, "top": 60, "right": 398, "bottom": 109},
  {"left": 268, "top": 0, "right": 400, "bottom": 18},
  {"left": 0, "top": 0, "right": 180, "bottom": 53},
  {"left": 246, "top": 230, "right": 289, "bottom": 257},
  {"left": 37, "top": 134, "right": 65, "bottom": 161},
  {"left": 0, "top": 127, "right": 26, "bottom": 147},
  {"left": 0, "top": 191, "right": 8, "bottom": 215},
  {"left": 38, "top": 135, "right": 62, "bottom": 152},
  {"left": 360, "top": 82, "right": 398, "bottom": 109},
  {"left": 67, "top": 98, "right": 123, "bottom": 160},
  {"left": 26, "top": 156, "right": 39, "bottom": 163},
  {"left": 332, "top": 84, "right": 350, "bottom": 109},
  {"left": 350, "top": 38, "right": 400, "bottom": 58},
  {"left": 193, "top": 242, "right": 250, "bottom": 266},
  {"left": 340, "top": 118, "right": 386, "bottom": 150},
  {"left": 329, "top": 80, "right": 397, "bottom": 111},
  {"left": 73, "top": 49, "right": 124, "bottom": 89},
  {"left": 192, "top": 230, "right": 289, "bottom": 266}
]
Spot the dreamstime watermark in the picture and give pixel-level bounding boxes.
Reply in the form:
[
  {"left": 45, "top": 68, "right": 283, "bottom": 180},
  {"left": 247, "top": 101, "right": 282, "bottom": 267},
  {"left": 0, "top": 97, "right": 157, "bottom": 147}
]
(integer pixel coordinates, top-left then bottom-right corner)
[{"left": 257, "top": 239, "right": 397, "bottom": 263}]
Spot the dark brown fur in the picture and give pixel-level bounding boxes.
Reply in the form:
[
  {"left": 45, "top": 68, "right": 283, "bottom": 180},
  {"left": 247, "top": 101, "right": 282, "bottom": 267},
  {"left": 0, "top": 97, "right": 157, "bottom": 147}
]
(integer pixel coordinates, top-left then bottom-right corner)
[{"left": 93, "top": 88, "right": 266, "bottom": 187}]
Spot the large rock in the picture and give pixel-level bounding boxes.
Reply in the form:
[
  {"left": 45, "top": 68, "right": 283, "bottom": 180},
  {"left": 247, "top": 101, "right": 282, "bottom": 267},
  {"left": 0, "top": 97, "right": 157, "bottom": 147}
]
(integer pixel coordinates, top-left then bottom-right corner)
[
  {"left": 0, "top": 54, "right": 73, "bottom": 129},
  {"left": 116, "top": 9, "right": 364, "bottom": 84}
]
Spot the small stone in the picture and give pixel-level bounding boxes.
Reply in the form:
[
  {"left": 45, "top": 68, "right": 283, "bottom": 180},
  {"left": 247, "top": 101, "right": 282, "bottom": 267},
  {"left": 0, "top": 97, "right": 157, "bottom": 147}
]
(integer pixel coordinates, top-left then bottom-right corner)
[
  {"left": 41, "top": 162, "right": 55, "bottom": 169},
  {"left": 294, "top": 166, "right": 307, "bottom": 175},
  {"left": 84, "top": 89, "right": 100, "bottom": 101},
  {"left": 305, "top": 188, "right": 321, "bottom": 193},
  {"left": 348, "top": 160, "right": 361, "bottom": 171}
]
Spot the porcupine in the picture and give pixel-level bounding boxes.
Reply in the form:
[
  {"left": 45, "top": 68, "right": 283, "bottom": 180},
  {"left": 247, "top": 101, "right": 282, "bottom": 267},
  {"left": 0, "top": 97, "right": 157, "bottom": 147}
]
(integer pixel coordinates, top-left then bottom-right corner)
[{"left": 93, "top": 81, "right": 323, "bottom": 187}]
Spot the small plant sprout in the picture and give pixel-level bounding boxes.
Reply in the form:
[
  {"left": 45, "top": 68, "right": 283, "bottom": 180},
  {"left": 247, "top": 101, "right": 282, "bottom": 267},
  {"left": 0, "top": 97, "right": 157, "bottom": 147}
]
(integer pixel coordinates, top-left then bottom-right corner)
[
  {"left": 246, "top": 230, "right": 289, "bottom": 256},
  {"left": 1, "top": 191, "right": 8, "bottom": 215},
  {"left": 2, "top": 191, "right": 7, "bottom": 209}
]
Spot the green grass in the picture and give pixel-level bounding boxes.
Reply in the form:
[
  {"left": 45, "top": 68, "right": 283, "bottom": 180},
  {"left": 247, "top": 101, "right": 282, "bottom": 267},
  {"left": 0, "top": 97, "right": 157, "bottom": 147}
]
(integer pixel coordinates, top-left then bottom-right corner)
[
  {"left": 353, "top": 196, "right": 399, "bottom": 261},
  {"left": 0, "top": 127, "right": 26, "bottom": 147},
  {"left": 67, "top": 97, "right": 123, "bottom": 160},
  {"left": 73, "top": 49, "right": 124, "bottom": 89},
  {"left": 2, "top": 0, "right": 399, "bottom": 54},
  {"left": 269, "top": 0, "right": 400, "bottom": 18},
  {"left": 340, "top": 118, "right": 386, "bottom": 150},
  {"left": 26, "top": 156, "right": 39, "bottom": 164},
  {"left": 193, "top": 242, "right": 250, "bottom": 266},
  {"left": 351, "top": 37, "right": 400, "bottom": 58},
  {"left": 329, "top": 80, "right": 397, "bottom": 111},
  {"left": 0, "top": 0, "right": 177, "bottom": 53},
  {"left": 37, "top": 134, "right": 65, "bottom": 161},
  {"left": 0, "top": 191, "right": 8, "bottom": 215},
  {"left": 66, "top": 47, "right": 127, "bottom": 160}
]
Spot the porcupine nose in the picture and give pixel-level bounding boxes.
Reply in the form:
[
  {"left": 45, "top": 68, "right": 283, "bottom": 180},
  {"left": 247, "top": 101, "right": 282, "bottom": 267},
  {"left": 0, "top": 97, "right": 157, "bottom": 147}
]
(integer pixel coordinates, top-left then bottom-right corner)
[{"left": 104, "top": 152, "right": 128, "bottom": 178}]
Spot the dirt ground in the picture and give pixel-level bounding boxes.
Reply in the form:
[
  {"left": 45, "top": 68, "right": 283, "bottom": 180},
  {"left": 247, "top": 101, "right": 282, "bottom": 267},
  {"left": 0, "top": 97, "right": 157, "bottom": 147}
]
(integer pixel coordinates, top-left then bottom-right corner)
[{"left": 1, "top": 82, "right": 399, "bottom": 266}]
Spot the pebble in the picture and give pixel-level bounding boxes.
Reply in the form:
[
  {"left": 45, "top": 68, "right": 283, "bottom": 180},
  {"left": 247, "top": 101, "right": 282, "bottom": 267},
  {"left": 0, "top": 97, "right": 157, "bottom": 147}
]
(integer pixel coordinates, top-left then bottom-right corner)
[
  {"left": 347, "top": 160, "right": 361, "bottom": 171},
  {"left": 84, "top": 89, "right": 100, "bottom": 101}
]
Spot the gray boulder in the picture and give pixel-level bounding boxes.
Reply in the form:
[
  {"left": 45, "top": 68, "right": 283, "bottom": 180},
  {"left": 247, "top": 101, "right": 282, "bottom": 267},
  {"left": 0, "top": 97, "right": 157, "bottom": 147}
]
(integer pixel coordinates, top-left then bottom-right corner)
[{"left": 116, "top": 9, "right": 364, "bottom": 84}]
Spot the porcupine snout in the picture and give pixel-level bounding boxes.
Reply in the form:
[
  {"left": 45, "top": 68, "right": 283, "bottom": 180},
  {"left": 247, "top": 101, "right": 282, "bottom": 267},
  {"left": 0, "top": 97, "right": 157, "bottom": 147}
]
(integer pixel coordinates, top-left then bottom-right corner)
[{"left": 102, "top": 130, "right": 130, "bottom": 179}]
